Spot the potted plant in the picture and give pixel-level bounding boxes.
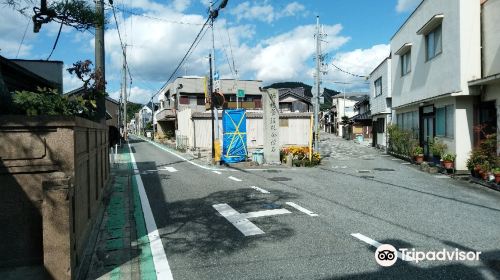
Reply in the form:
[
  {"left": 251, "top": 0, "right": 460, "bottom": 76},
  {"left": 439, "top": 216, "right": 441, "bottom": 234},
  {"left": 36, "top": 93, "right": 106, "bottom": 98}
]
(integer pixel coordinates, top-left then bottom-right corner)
[
  {"left": 413, "top": 146, "right": 424, "bottom": 164},
  {"left": 430, "top": 138, "right": 447, "bottom": 165},
  {"left": 441, "top": 153, "right": 456, "bottom": 169},
  {"left": 493, "top": 168, "right": 500, "bottom": 184},
  {"left": 479, "top": 162, "right": 491, "bottom": 181}
]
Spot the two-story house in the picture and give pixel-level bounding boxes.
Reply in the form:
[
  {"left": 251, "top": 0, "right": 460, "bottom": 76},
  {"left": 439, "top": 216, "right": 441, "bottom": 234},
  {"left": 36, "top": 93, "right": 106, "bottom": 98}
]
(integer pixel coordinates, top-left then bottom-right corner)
[
  {"left": 369, "top": 57, "right": 392, "bottom": 149},
  {"left": 390, "top": 0, "right": 482, "bottom": 170}
]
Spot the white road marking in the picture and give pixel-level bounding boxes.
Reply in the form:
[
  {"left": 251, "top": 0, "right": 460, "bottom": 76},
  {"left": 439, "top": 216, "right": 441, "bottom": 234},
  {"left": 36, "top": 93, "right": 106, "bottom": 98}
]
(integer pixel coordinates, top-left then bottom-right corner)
[
  {"left": 401, "top": 162, "right": 411, "bottom": 165},
  {"left": 213, "top": 204, "right": 263, "bottom": 236},
  {"left": 160, "top": 167, "right": 178, "bottom": 172},
  {"left": 250, "top": 186, "right": 270, "bottom": 194},
  {"left": 391, "top": 158, "right": 400, "bottom": 161},
  {"left": 228, "top": 176, "right": 242, "bottom": 182},
  {"left": 135, "top": 135, "right": 226, "bottom": 171},
  {"left": 286, "top": 202, "right": 319, "bottom": 217},
  {"left": 128, "top": 142, "right": 174, "bottom": 279},
  {"left": 213, "top": 203, "right": 291, "bottom": 236},
  {"left": 212, "top": 171, "right": 222, "bottom": 174},
  {"left": 350, "top": 233, "right": 413, "bottom": 262},
  {"left": 434, "top": 175, "right": 449, "bottom": 179}
]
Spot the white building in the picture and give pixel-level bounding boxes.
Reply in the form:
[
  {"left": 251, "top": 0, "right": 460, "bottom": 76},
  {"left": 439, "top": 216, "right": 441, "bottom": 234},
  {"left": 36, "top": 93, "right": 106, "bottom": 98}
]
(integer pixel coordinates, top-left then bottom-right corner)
[
  {"left": 390, "top": 0, "right": 484, "bottom": 170},
  {"left": 369, "top": 57, "right": 392, "bottom": 149},
  {"left": 137, "top": 104, "right": 153, "bottom": 133},
  {"left": 331, "top": 94, "right": 366, "bottom": 137}
]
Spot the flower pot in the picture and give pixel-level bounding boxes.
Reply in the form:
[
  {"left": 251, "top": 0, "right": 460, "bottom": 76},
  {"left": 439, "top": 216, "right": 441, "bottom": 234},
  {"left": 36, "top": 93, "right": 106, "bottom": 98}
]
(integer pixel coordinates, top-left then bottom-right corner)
[
  {"left": 415, "top": 155, "right": 424, "bottom": 164},
  {"left": 495, "top": 174, "right": 500, "bottom": 184},
  {"left": 443, "top": 160, "right": 454, "bottom": 169}
]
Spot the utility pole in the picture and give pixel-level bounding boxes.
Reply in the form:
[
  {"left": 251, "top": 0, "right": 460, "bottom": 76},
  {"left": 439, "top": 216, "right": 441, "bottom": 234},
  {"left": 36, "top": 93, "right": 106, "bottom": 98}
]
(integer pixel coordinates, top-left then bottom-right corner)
[
  {"left": 209, "top": 53, "right": 215, "bottom": 159},
  {"left": 314, "top": 16, "right": 327, "bottom": 149},
  {"left": 209, "top": 0, "right": 219, "bottom": 142},
  {"left": 95, "top": 0, "right": 106, "bottom": 124},
  {"left": 122, "top": 45, "right": 128, "bottom": 140}
]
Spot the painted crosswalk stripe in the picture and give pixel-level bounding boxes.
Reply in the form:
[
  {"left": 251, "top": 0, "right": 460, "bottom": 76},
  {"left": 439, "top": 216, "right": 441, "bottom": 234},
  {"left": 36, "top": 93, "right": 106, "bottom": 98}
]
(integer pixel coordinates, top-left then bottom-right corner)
[
  {"left": 350, "top": 233, "right": 413, "bottom": 262},
  {"left": 212, "top": 171, "right": 221, "bottom": 175},
  {"left": 250, "top": 186, "right": 270, "bottom": 194},
  {"left": 286, "top": 202, "right": 318, "bottom": 217},
  {"left": 228, "top": 176, "right": 242, "bottom": 182}
]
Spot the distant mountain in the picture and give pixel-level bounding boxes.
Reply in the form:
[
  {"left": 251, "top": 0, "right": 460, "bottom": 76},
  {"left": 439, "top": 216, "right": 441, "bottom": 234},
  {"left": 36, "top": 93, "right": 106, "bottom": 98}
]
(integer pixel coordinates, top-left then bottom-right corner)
[{"left": 263, "top": 81, "right": 340, "bottom": 110}]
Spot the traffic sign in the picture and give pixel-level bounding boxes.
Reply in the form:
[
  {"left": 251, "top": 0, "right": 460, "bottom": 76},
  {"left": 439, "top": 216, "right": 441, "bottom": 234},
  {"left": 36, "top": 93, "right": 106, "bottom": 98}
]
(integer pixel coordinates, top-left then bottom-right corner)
[{"left": 237, "top": 89, "right": 245, "bottom": 98}]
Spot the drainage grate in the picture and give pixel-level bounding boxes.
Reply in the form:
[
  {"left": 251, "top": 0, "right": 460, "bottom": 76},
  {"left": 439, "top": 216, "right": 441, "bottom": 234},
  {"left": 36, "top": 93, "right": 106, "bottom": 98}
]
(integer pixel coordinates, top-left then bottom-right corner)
[
  {"left": 373, "top": 168, "right": 395, "bottom": 171},
  {"left": 268, "top": 177, "right": 291, "bottom": 181}
]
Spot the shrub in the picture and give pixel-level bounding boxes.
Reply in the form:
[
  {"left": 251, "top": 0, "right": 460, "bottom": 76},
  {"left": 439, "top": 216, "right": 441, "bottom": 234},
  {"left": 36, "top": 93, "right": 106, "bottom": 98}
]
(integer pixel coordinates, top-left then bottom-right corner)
[
  {"left": 430, "top": 137, "right": 447, "bottom": 157},
  {"left": 441, "top": 153, "right": 456, "bottom": 162},
  {"left": 12, "top": 87, "right": 88, "bottom": 116},
  {"left": 387, "top": 124, "right": 418, "bottom": 157}
]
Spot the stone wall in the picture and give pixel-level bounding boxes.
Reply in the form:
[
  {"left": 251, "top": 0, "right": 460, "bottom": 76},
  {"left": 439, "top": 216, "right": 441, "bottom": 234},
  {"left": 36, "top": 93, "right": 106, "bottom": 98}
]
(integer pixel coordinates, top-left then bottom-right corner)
[{"left": 0, "top": 116, "right": 109, "bottom": 279}]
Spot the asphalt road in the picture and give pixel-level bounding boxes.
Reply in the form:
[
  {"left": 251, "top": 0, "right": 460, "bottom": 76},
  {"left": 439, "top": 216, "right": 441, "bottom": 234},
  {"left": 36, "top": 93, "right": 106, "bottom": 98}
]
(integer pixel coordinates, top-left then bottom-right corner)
[{"left": 128, "top": 135, "right": 500, "bottom": 280}]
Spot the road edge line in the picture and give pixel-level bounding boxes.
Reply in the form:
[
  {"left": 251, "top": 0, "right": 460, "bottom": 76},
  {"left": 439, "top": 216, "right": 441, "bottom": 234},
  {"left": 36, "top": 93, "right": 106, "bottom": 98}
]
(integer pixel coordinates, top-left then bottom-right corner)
[{"left": 128, "top": 142, "right": 174, "bottom": 279}]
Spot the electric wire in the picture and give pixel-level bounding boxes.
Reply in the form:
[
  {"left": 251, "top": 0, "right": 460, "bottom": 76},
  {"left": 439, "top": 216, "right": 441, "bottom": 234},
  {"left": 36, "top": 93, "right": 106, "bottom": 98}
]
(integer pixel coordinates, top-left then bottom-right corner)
[
  {"left": 106, "top": 4, "right": 205, "bottom": 25},
  {"left": 110, "top": 1, "right": 133, "bottom": 83},
  {"left": 331, "top": 63, "right": 367, "bottom": 78},
  {"left": 46, "top": 22, "right": 63, "bottom": 60},
  {"left": 16, "top": 17, "right": 30, "bottom": 59}
]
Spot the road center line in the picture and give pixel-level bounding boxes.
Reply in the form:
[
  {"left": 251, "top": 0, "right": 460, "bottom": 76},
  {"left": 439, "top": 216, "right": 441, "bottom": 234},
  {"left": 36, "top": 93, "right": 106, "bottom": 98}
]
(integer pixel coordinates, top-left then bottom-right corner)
[
  {"left": 285, "top": 202, "right": 319, "bottom": 217},
  {"left": 128, "top": 142, "right": 174, "bottom": 279},
  {"left": 250, "top": 186, "right": 270, "bottom": 194},
  {"left": 350, "top": 233, "right": 413, "bottom": 262},
  {"left": 228, "top": 176, "right": 242, "bottom": 182}
]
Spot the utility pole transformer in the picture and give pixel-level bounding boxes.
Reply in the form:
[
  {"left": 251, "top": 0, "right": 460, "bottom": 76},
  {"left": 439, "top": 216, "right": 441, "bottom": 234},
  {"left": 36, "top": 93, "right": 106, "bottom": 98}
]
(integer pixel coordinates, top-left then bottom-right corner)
[{"left": 95, "top": 0, "right": 106, "bottom": 124}]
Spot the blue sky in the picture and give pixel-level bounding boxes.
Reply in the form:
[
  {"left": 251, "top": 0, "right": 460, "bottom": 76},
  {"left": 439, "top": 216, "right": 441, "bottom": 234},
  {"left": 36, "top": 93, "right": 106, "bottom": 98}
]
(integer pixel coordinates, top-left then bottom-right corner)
[{"left": 1, "top": 0, "right": 422, "bottom": 104}]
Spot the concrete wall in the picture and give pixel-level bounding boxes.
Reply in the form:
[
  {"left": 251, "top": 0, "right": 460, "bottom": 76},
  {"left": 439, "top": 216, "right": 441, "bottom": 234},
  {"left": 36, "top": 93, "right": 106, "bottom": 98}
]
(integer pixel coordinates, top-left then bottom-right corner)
[
  {"left": 0, "top": 116, "right": 109, "bottom": 279},
  {"left": 391, "top": 0, "right": 481, "bottom": 108},
  {"left": 369, "top": 58, "right": 392, "bottom": 115}
]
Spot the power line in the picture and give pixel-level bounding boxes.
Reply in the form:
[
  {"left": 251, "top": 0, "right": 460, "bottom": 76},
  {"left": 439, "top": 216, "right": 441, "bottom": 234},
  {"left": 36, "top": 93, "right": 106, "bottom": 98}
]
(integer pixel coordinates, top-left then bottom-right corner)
[
  {"left": 152, "top": 17, "right": 211, "bottom": 100},
  {"left": 331, "top": 63, "right": 367, "bottom": 78},
  {"left": 46, "top": 22, "right": 63, "bottom": 60},
  {"left": 16, "top": 17, "right": 30, "bottom": 59},
  {"left": 107, "top": 4, "right": 205, "bottom": 26},
  {"left": 110, "top": 2, "right": 133, "bottom": 83}
]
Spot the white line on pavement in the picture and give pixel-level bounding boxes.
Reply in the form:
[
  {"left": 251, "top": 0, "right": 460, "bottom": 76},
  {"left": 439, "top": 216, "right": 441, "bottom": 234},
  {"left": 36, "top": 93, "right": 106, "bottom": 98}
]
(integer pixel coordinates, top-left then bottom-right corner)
[
  {"left": 135, "top": 135, "right": 226, "bottom": 171},
  {"left": 242, "top": 209, "right": 291, "bottom": 219},
  {"left": 128, "top": 142, "right": 174, "bottom": 279},
  {"left": 250, "top": 186, "right": 270, "bottom": 194},
  {"left": 228, "top": 176, "right": 242, "bottom": 182},
  {"left": 161, "top": 167, "right": 178, "bottom": 172},
  {"left": 212, "top": 204, "right": 264, "bottom": 236},
  {"left": 391, "top": 158, "right": 400, "bottom": 161},
  {"left": 212, "top": 171, "right": 221, "bottom": 175},
  {"left": 350, "top": 233, "right": 413, "bottom": 262},
  {"left": 401, "top": 162, "right": 411, "bottom": 165},
  {"left": 285, "top": 202, "right": 319, "bottom": 217}
]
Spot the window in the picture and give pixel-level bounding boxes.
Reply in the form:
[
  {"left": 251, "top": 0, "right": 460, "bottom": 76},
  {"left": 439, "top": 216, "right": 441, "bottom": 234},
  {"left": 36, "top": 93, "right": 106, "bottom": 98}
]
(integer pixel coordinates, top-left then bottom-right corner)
[
  {"left": 374, "top": 77, "right": 382, "bottom": 97},
  {"left": 396, "top": 111, "right": 419, "bottom": 138},
  {"left": 401, "top": 51, "right": 411, "bottom": 76},
  {"left": 426, "top": 25, "right": 442, "bottom": 61},
  {"left": 436, "top": 105, "right": 454, "bottom": 138}
]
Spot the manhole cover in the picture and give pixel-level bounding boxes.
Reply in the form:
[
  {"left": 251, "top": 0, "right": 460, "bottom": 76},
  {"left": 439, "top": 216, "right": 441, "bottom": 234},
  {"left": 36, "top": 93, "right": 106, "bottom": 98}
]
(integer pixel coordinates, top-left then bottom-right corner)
[
  {"left": 373, "top": 168, "right": 395, "bottom": 171},
  {"left": 360, "top": 175, "right": 375, "bottom": 179},
  {"left": 268, "top": 177, "right": 291, "bottom": 181}
]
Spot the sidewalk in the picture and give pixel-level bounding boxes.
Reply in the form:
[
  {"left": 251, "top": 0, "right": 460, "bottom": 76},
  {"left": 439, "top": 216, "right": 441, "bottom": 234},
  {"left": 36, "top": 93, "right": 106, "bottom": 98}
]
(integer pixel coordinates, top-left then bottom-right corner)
[{"left": 85, "top": 145, "right": 156, "bottom": 280}]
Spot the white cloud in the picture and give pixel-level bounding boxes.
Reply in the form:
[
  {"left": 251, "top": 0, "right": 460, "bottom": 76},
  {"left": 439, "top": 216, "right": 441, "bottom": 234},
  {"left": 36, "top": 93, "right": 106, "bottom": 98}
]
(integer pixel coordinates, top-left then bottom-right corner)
[
  {"left": 325, "top": 44, "right": 390, "bottom": 91},
  {"left": 238, "top": 24, "right": 349, "bottom": 83},
  {"left": 396, "top": 0, "right": 421, "bottom": 13},
  {"left": 0, "top": 10, "right": 36, "bottom": 58},
  {"left": 63, "top": 66, "right": 84, "bottom": 92},
  {"left": 229, "top": 1, "right": 307, "bottom": 23},
  {"left": 128, "top": 86, "right": 155, "bottom": 104}
]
